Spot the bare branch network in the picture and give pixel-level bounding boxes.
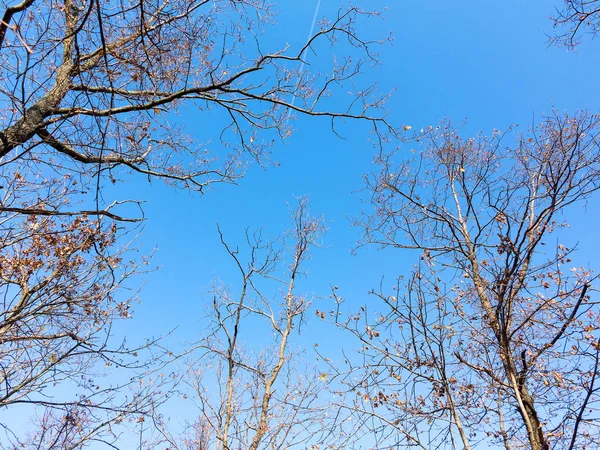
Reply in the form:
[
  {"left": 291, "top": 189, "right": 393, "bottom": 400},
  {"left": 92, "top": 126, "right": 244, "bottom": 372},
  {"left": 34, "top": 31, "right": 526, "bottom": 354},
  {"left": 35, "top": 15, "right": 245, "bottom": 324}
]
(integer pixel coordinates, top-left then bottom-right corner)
[
  {"left": 551, "top": 0, "right": 600, "bottom": 47},
  {"left": 0, "top": 0, "right": 394, "bottom": 207},
  {"left": 0, "top": 0, "right": 393, "bottom": 447},
  {"left": 0, "top": 1, "right": 599, "bottom": 449},
  {"left": 335, "top": 112, "right": 600, "bottom": 450}
]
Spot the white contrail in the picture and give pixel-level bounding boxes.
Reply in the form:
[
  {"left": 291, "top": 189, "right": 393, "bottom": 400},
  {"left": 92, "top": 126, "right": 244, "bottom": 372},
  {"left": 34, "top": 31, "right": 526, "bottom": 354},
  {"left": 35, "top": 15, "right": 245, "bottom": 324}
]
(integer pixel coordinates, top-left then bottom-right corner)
[{"left": 287, "top": 0, "right": 322, "bottom": 118}]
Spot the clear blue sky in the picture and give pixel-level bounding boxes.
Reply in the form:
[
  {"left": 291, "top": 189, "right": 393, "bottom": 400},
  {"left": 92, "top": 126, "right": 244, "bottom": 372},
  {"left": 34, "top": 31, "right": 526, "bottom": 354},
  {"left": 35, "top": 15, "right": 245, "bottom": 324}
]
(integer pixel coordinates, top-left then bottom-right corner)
[{"left": 119, "top": 0, "right": 600, "bottom": 343}]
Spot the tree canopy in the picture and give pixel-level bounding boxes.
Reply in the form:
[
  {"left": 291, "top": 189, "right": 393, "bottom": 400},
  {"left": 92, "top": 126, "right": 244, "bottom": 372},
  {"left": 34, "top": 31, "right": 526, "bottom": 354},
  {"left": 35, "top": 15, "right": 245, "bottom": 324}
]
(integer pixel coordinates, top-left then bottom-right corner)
[{"left": 0, "top": 1, "right": 599, "bottom": 449}]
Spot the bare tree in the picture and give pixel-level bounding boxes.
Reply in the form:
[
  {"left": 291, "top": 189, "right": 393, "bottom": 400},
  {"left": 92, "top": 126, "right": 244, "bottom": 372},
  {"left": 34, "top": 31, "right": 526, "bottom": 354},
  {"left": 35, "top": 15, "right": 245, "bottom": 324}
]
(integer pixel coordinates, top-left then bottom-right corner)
[
  {"left": 335, "top": 112, "right": 600, "bottom": 449},
  {"left": 0, "top": 0, "right": 393, "bottom": 203},
  {"left": 155, "top": 199, "right": 343, "bottom": 450},
  {"left": 550, "top": 0, "right": 600, "bottom": 47},
  {"left": 0, "top": 0, "right": 393, "bottom": 446},
  {"left": 0, "top": 198, "right": 174, "bottom": 448}
]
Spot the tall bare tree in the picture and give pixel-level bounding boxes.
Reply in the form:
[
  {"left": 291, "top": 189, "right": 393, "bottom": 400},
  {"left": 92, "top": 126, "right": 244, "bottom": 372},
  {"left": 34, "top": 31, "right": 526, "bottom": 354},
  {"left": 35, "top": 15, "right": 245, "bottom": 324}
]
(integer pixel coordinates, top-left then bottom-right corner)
[
  {"left": 155, "top": 199, "right": 343, "bottom": 450},
  {"left": 336, "top": 112, "right": 600, "bottom": 449}
]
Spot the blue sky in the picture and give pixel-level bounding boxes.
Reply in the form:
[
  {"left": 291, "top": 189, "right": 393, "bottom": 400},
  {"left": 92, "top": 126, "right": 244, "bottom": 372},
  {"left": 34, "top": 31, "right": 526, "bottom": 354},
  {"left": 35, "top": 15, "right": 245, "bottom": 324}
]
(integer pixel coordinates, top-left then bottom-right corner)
[
  {"left": 117, "top": 0, "right": 600, "bottom": 343},
  {"left": 93, "top": 0, "right": 600, "bottom": 446}
]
